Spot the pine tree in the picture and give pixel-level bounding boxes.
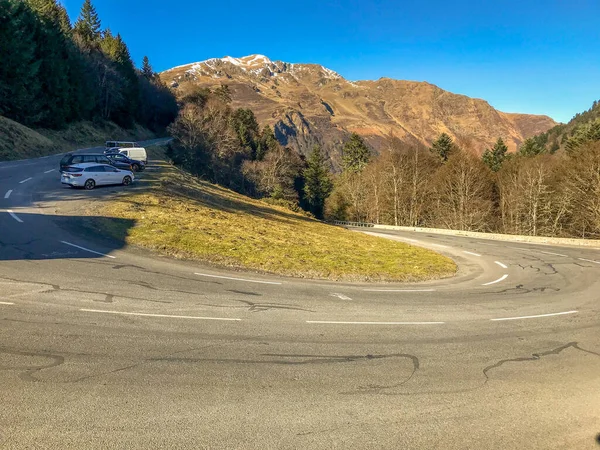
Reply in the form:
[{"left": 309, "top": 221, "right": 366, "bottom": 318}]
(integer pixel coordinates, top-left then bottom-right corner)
[
  {"left": 142, "top": 56, "right": 154, "bottom": 79},
  {"left": 303, "top": 145, "right": 333, "bottom": 219},
  {"left": 342, "top": 133, "right": 371, "bottom": 172},
  {"left": 430, "top": 133, "right": 454, "bottom": 163},
  {"left": 256, "top": 125, "right": 278, "bottom": 160},
  {"left": 74, "top": 0, "right": 101, "bottom": 46},
  {"left": 518, "top": 137, "right": 545, "bottom": 157},
  {"left": 482, "top": 137, "right": 509, "bottom": 172},
  {"left": 0, "top": 0, "right": 41, "bottom": 123}
]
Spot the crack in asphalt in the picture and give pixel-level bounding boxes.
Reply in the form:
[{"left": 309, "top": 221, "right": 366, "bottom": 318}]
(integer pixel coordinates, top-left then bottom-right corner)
[
  {"left": 482, "top": 342, "right": 600, "bottom": 384},
  {"left": 0, "top": 348, "right": 65, "bottom": 382}
]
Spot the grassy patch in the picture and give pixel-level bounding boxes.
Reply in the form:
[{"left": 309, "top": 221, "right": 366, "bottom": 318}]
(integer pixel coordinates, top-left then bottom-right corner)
[
  {"left": 89, "top": 147, "right": 456, "bottom": 281},
  {"left": 0, "top": 115, "right": 155, "bottom": 161}
]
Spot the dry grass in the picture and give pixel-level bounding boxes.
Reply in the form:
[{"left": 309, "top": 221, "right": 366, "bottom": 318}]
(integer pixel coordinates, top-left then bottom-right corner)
[
  {"left": 0, "top": 115, "right": 155, "bottom": 161},
  {"left": 89, "top": 146, "right": 456, "bottom": 282}
]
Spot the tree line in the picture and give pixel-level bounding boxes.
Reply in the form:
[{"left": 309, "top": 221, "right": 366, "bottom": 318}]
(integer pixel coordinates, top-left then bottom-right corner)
[
  {"left": 0, "top": 0, "right": 177, "bottom": 131},
  {"left": 167, "top": 86, "right": 600, "bottom": 238},
  {"left": 327, "top": 130, "right": 600, "bottom": 239},
  {"left": 166, "top": 86, "right": 334, "bottom": 218}
]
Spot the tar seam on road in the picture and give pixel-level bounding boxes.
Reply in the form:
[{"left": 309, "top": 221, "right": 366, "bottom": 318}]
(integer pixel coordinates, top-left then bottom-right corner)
[
  {"left": 482, "top": 274, "right": 508, "bottom": 286},
  {"left": 463, "top": 251, "right": 482, "bottom": 257},
  {"left": 490, "top": 310, "right": 578, "bottom": 321},
  {"left": 19, "top": 177, "right": 32, "bottom": 184},
  {"left": 60, "top": 241, "right": 117, "bottom": 259},
  {"left": 494, "top": 261, "right": 508, "bottom": 269},
  {"left": 194, "top": 273, "right": 282, "bottom": 285},
  {"left": 44, "top": 169, "right": 55, "bottom": 174},
  {"left": 80, "top": 309, "right": 241, "bottom": 321},
  {"left": 7, "top": 210, "right": 23, "bottom": 223},
  {"left": 4, "top": 190, "right": 12, "bottom": 199},
  {"left": 306, "top": 320, "right": 445, "bottom": 325}
]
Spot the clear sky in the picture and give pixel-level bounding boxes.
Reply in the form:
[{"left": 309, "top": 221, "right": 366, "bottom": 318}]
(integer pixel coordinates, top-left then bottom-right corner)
[{"left": 61, "top": 0, "right": 600, "bottom": 123}]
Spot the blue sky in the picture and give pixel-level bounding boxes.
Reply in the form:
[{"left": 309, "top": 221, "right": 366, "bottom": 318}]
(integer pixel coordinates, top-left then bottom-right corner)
[{"left": 62, "top": 0, "right": 600, "bottom": 123}]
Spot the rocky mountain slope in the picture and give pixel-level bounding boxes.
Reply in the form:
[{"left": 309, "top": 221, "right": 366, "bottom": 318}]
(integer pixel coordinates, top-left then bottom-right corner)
[{"left": 161, "top": 55, "right": 557, "bottom": 158}]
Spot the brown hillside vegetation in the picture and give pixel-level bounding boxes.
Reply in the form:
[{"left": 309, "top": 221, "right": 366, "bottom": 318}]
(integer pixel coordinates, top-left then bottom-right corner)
[{"left": 161, "top": 55, "right": 557, "bottom": 161}]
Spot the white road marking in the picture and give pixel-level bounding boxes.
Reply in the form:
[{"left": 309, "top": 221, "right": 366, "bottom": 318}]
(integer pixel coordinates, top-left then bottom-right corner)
[
  {"left": 578, "top": 258, "right": 600, "bottom": 265},
  {"left": 60, "top": 241, "right": 116, "bottom": 259},
  {"left": 363, "top": 288, "right": 436, "bottom": 292},
  {"left": 4, "top": 190, "right": 12, "bottom": 199},
  {"left": 330, "top": 293, "right": 352, "bottom": 300},
  {"left": 44, "top": 169, "right": 56, "bottom": 174},
  {"left": 307, "top": 320, "right": 445, "bottom": 325},
  {"left": 7, "top": 210, "right": 23, "bottom": 223},
  {"left": 194, "top": 273, "right": 282, "bottom": 285},
  {"left": 431, "top": 243, "right": 449, "bottom": 248},
  {"left": 19, "top": 177, "right": 32, "bottom": 184},
  {"left": 0, "top": 301, "right": 15, "bottom": 305},
  {"left": 490, "top": 310, "right": 578, "bottom": 321},
  {"left": 482, "top": 274, "right": 508, "bottom": 286},
  {"left": 539, "top": 250, "right": 568, "bottom": 257},
  {"left": 463, "top": 251, "right": 482, "bottom": 257},
  {"left": 494, "top": 261, "right": 508, "bottom": 269},
  {"left": 80, "top": 309, "right": 241, "bottom": 321}
]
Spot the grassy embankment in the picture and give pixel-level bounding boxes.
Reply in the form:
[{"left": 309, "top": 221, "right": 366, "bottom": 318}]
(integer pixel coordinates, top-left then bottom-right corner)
[
  {"left": 0, "top": 115, "right": 154, "bottom": 161},
  {"left": 84, "top": 145, "right": 457, "bottom": 282}
]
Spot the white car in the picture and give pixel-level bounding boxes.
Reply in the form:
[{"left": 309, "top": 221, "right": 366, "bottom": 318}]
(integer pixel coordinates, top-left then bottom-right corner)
[{"left": 61, "top": 163, "right": 134, "bottom": 190}]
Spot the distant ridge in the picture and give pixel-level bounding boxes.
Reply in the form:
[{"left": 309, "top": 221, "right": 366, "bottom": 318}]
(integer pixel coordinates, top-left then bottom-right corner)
[{"left": 161, "top": 55, "right": 557, "bottom": 160}]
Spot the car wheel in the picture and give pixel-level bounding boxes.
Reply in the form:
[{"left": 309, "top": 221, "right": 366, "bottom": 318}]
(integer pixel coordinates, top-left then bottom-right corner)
[
  {"left": 132, "top": 164, "right": 140, "bottom": 172},
  {"left": 84, "top": 179, "right": 95, "bottom": 190},
  {"left": 122, "top": 176, "right": 132, "bottom": 186}
]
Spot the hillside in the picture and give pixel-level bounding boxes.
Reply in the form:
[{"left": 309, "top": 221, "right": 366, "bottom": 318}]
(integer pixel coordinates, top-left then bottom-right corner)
[
  {"left": 81, "top": 145, "right": 456, "bottom": 281},
  {"left": 0, "top": 115, "right": 154, "bottom": 161},
  {"left": 161, "top": 55, "right": 557, "bottom": 159},
  {"left": 531, "top": 99, "right": 600, "bottom": 153}
]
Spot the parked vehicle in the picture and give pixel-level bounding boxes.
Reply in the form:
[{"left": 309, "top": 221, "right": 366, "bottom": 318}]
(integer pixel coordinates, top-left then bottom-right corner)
[
  {"left": 60, "top": 153, "right": 114, "bottom": 172},
  {"left": 61, "top": 163, "right": 134, "bottom": 190},
  {"left": 117, "top": 147, "right": 147, "bottom": 164},
  {"left": 106, "top": 152, "right": 145, "bottom": 172},
  {"left": 105, "top": 141, "right": 139, "bottom": 148},
  {"left": 103, "top": 146, "right": 148, "bottom": 164}
]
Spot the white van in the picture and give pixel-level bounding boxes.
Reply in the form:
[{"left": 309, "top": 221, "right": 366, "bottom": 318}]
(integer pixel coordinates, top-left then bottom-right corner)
[{"left": 118, "top": 147, "right": 148, "bottom": 164}]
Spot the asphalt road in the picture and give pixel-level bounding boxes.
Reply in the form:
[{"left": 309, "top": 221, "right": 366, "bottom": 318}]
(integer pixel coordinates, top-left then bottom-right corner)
[{"left": 1, "top": 145, "right": 599, "bottom": 449}]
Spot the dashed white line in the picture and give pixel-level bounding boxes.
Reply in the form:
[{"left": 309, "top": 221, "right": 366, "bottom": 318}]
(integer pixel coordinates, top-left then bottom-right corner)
[
  {"left": 19, "top": 177, "right": 32, "bottom": 184},
  {"left": 539, "top": 250, "right": 568, "bottom": 258},
  {"left": 194, "top": 273, "right": 282, "bottom": 285},
  {"left": 431, "top": 243, "right": 449, "bottom": 248},
  {"left": 363, "top": 289, "right": 436, "bottom": 292},
  {"left": 60, "top": 241, "right": 116, "bottom": 259},
  {"left": 44, "top": 169, "right": 56, "bottom": 174},
  {"left": 80, "top": 309, "right": 241, "bottom": 321},
  {"left": 490, "top": 310, "right": 578, "bottom": 321},
  {"left": 306, "top": 320, "right": 445, "bottom": 325},
  {"left": 7, "top": 210, "right": 23, "bottom": 223},
  {"left": 494, "top": 261, "right": 508, "bottom": 269},
  {"left": 330, "top": 293, "right": 352, "bottom": 300},
  {"left": 578, "top": 258, "right": 600, "bottom": 265},
  {"left": 0, "top": 301, "right": 15, "bottom": 305},
  {"left": 4, "top": 190, "right": 12, "bottom": 199},
  {"left": 463, "top": 251, "right": 482, "bottom": 257},
  {"left": 482, "top": 274, "right": 509, "bottom": 286}
]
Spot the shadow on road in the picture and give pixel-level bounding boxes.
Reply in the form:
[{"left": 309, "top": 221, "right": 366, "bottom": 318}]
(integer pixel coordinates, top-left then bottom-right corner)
[{"left": 0, "top": 212, "right": 135, "bottom": 261}]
